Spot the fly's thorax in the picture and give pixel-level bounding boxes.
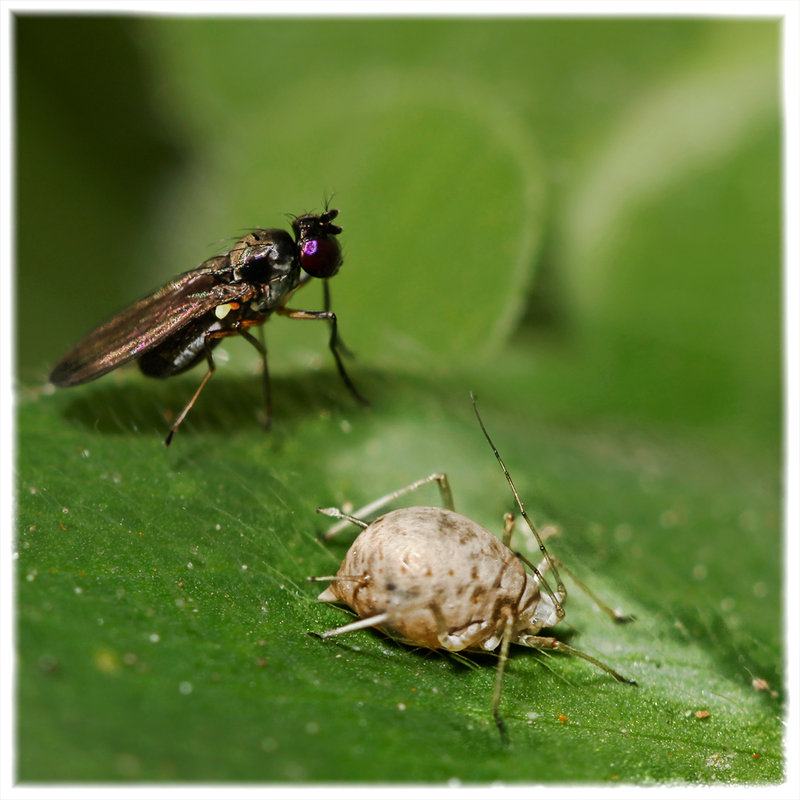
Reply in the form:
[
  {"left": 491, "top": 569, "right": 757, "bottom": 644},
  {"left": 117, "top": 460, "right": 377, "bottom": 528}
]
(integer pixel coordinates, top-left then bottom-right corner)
[{"left": 228, "top": 228, "right": 299, "bottom": 284}]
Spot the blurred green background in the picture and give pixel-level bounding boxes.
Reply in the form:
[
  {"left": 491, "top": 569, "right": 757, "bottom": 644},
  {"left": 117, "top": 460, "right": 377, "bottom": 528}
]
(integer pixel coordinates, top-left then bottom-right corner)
[{"left": 15, "top": 15, "right": 783, "bottom": 784}]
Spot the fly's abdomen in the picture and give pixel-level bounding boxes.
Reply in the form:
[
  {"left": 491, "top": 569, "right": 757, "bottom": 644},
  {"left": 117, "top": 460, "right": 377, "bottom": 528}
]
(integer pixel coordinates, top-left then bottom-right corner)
[{"left": 137, "top": 313, "right": 224, "bottom": 378}]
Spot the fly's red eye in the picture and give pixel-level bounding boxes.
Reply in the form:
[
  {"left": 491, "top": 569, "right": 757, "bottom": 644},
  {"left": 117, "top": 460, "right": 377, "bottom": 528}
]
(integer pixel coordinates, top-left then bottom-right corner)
[{"left": 300, "top": 237, "right": 342, "bottom": 278}]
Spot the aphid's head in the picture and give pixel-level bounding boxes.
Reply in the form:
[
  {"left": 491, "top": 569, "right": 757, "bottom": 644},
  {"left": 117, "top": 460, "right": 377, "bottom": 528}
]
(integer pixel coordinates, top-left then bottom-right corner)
[
  {"left": 293, "top": 209, "right": 343, "bottom": 279},
  {"left": 517, "top": 575, "right": 562, "bottom": 636}
]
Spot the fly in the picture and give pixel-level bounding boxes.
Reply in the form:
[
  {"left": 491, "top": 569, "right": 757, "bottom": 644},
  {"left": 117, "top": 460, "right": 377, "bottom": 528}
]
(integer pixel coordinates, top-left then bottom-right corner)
[{"left": 49, "top": 209, "right": 368, "bottom": 445}]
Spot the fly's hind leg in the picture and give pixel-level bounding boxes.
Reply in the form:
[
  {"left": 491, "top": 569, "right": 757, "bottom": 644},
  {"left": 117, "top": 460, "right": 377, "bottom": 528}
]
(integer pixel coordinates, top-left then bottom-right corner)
[
  {"left": 164, "top": 346, "right": 216, "bottom": 447},
  {"left": 163, "top": 319, "right": 269, "bottom": 446}
]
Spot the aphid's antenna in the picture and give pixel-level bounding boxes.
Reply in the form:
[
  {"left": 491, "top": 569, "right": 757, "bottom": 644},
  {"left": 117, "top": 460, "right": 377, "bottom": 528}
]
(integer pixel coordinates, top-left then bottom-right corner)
[{"left": 470, "top": 393, "right": 566, "bottom": 615}]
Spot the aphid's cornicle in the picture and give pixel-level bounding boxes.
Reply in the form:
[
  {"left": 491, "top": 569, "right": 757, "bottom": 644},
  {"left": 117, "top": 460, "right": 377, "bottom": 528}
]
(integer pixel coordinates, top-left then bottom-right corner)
[
  {"left": 310, "top": 395, "right": 637, "bottom": 742},
  {"left": 49, "top": 209, "right": 368, "bottom": 445}
]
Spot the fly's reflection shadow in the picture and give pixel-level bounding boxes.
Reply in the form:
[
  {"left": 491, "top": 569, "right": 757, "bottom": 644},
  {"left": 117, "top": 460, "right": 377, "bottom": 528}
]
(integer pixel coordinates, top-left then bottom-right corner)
[{"left": 54, "top": 369, "right": 375, "bottom": 440}]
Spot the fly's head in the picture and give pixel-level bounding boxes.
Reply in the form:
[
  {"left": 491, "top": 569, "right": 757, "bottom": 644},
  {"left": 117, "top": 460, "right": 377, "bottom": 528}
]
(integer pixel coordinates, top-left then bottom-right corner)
[{"left": 292, "top": 208, "right": 343, "bottom": 279}]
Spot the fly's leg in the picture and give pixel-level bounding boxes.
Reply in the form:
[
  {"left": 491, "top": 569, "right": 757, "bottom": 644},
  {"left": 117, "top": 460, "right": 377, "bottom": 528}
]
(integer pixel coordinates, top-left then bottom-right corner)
[
  {"left": 518, "top": 634, "right": 637, "bottom": 686},
  {"left": 235, "top": 325, "right": 271, "bottom": 429},
  {"left": 319, "top": 473, "right": 454, "bottom": 540},
  {"left": 276, "top": 306, "right": 369, "bottom": 408},
  {"left": 293, "top": 277, "right": 355, "bottom": 356},
  {"left": 323, "top": 281, "right": 355, "bottom": 359},
  {"left": 164, "top": 345, "right": 216, "bottom": 446},
  {"left": 164, "top": 320, "right": 269, "bottom": 446}
]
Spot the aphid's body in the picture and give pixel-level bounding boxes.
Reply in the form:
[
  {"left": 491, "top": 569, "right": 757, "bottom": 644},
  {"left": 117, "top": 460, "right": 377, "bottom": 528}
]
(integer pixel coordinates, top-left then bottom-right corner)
[
  {"left": 50, "top": 209, "right": 367, "bottom": 444},
  {"left": 317, "top": 506, "right": 560, "bottom": 653},
  {"left": 311, "top": 398, "right": 636, "bottom": 741}
]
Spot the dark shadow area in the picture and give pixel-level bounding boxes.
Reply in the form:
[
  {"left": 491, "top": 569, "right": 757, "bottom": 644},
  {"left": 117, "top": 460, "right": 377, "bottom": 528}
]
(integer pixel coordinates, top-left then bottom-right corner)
[
  {"left": 668, "top": 602, "right": 783, "bottom": 710},
  {"left": 15, "top": 16, "right": 186, "bottom": 378},
  {"left": 47, "top": 367, "right": 386, "bottom": 441},
  {"left": 516, "top": 226, "right": 574, "bottom": 342}
]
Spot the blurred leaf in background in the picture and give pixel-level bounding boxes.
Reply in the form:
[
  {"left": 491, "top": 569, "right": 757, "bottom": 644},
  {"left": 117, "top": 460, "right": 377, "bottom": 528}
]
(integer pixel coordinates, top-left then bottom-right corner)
[{"left": 14, "top": 12, "right": 785, "bottom": 785}]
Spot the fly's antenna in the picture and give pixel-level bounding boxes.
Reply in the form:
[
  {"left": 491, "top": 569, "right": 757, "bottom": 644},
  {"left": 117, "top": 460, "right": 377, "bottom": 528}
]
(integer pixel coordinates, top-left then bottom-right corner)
[{"left": 470, "top": 392, "right": 566, "bottom": 607}]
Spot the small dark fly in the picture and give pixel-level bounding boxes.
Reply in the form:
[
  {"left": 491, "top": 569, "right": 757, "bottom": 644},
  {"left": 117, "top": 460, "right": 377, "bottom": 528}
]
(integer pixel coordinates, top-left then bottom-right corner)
[{"left": 49, "top": 209, "right": 368, "bottom": 445}]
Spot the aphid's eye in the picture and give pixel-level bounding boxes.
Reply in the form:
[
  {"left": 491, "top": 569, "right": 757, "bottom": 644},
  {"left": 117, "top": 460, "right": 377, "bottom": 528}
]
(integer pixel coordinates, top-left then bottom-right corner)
[{"left": 300, "top": 237, "right": 342, "bottom": 278}]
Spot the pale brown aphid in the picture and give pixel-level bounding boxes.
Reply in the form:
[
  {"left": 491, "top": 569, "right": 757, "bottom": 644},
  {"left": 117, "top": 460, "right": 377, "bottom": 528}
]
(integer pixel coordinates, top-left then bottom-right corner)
[{"left": 309, "top": 397, "right": 637, "bottom": 740}]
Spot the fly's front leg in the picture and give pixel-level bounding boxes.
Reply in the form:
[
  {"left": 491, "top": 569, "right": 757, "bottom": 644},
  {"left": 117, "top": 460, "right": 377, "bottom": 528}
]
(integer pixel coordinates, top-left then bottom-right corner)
[
  {"left": 323, "top": 281, "right": 355, "bottom": 359},
  {"left": 276, "top": 306, "right": 369, "bottom": 408},
  {"left": 293, "top": 273, "right": 346, "bottom": 357},
  {"left": 319, "top": 473, "right": 454, "bottom": 540}
]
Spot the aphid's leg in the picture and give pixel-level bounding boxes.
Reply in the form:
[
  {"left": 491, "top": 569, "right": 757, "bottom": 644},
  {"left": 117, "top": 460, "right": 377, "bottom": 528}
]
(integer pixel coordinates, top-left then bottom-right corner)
[
  {"left": 164, "top": 347, "right": 216, "bottom": 447},
  {"left": 502, "top": 512, "right": 516, "bottom": 548},
  {"left": 491, "top": 607, "right": 515, "bottom": 745},
  {"left": 549, "top": 556, "right": 635, "bottom": 624},
  {"left": 322, "top": 473, "right": 454, "bottom": 540},
  {"left": 310, "top": 612, "right": 391, "bottom": 640},
  {"left": 519, "top": 546, "right": 632, "bottom": 624},
  {"left": 427, "top": 600, "right": 495, "bottom": 653},
  {"left": 276, "top": 306, "right": 369, "bottom": 408},
  {"left": 428, "top": 600, "right": 467, "bottom": 650},
  {"left": 518, "top": 634, "right": 638, "bottom": 686},
  {"left": 307, "top": 573, "right": 365, "bottom": 583}
]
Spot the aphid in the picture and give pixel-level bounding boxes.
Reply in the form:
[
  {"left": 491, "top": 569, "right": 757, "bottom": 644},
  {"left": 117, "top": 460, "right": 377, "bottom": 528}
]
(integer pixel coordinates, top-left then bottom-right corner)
[
  {"left": 309, "top": 395, "right": 637, "bottom": 741},
  {"left": 49, "top": 208, "right": 367, "bottom": 445}
]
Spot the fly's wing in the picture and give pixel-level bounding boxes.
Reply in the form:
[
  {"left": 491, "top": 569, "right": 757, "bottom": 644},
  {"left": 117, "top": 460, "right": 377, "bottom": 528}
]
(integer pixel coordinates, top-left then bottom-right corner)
[{"left": 50, "top": 262, "right": 250, "bottom": 387}]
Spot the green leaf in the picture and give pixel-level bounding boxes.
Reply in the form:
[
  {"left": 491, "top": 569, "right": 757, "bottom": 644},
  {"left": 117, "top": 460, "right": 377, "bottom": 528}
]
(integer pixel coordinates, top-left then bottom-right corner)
[
  {"left": 16, "top": 364, "right": 782, "bottom": 783},
  {"left": 15, "top": 15, "right": 782, "bottom": 785}
]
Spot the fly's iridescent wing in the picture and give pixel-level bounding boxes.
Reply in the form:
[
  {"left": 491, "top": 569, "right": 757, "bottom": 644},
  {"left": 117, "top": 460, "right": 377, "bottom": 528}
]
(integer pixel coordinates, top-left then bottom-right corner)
[{"left": 49, "top": 259, "right": 251, "bottom": 387}]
